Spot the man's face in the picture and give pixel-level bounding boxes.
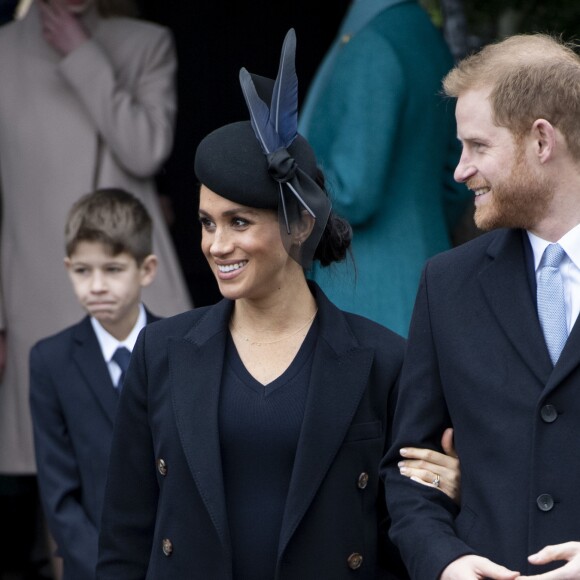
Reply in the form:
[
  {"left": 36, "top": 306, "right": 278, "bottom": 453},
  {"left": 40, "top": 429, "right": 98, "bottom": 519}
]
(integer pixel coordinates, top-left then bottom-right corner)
[{"left": 454, "top": 88, "right": 554, "bottom": 231}]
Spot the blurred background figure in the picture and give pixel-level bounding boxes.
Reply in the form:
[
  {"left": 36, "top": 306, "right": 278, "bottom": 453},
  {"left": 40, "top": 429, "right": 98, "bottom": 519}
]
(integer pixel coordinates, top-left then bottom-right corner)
[
  {"left": 300, "top": 0, "right": 471, "bottom": 337},
  {"left": 0, "top": 0, "right": 191, "bottom": 577}
]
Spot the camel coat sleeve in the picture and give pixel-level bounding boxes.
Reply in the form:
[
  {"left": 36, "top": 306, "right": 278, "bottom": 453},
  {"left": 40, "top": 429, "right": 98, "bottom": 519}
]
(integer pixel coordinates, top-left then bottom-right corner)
[{"left": 59, "top": 24, "right": 176, "bottom": 178}]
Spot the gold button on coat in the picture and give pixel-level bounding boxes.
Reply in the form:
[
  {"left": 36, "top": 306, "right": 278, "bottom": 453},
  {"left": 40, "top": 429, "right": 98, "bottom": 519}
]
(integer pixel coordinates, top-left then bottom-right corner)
[
  {"left": 347, "top": 552, "right": 363, "bottom": 570},
  {"left": 157, "top": 458, "right": 167, "bottom": 476},
  {"left": 162, "top": 538, "right": 173, "bottom": 556},
  {"left": 357, "top": 472, "right": 369, "bottom": 489}
]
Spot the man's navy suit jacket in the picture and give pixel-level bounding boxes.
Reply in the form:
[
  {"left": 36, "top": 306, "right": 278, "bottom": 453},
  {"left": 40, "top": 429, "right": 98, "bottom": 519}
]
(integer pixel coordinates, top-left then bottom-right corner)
[{"left": 382, "top": 228, "right": 580, "bottom": 579}]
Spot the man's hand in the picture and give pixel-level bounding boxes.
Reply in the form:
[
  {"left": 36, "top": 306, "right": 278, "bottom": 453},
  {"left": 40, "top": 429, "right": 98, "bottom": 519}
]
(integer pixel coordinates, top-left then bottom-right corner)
[
  {"left": 37, "top": 0, "right": 89, "bottom": 56},
  {"left": 398, "top": 427, "right": 461, "bottom": 503},
  {"left": 517, "top": 542, "right": 580, "bottom": 578},
  {"left": 441, "top": 555, "right": 519, "bottom": 579}
]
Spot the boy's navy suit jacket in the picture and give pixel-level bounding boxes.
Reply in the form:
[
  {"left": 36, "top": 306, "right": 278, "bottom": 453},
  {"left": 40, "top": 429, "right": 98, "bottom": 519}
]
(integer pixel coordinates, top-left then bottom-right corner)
[{"left": 29, "top": 310, "right": 159, "bottom": 580}]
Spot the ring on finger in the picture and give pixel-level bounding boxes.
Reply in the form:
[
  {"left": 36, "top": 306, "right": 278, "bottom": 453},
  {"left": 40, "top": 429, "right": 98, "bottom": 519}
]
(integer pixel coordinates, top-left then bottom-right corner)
[{"left": 432, "top": 473, "right": 440, "bottom": 488}]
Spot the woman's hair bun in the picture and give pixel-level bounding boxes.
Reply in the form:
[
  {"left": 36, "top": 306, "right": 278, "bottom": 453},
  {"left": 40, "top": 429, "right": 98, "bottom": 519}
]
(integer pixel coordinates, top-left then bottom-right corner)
[{"left": 314, "top": 211, "right": 352, "bottom": 267}]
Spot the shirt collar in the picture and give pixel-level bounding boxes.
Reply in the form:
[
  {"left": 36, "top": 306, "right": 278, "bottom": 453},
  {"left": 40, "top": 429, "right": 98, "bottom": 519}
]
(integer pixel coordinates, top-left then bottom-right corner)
[
  {"left": 90, "top": 304, "right": 147, "bottom": 362},
  {"left": 527, "top": 223, "right": 580, "bottom": 271}
]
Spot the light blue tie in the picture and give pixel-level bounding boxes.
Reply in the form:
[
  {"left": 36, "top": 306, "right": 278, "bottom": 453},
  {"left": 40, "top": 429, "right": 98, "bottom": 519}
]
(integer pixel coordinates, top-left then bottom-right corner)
[
  {"left": 112, "top": 346, "right": 132, "bottom": 391},
  {"left": 537, "top": 243, "right": 568, "bottom": 365}
]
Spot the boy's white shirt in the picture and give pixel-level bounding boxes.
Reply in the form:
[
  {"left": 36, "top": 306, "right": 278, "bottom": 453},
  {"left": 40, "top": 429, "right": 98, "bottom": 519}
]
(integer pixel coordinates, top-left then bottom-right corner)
[{"left": 90, "top": 303, "right": 147, "bottom": 386}]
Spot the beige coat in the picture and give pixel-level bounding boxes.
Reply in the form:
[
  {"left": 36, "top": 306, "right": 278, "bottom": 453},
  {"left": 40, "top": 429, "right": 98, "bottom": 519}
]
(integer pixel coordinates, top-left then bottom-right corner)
[{"left": 0, "top": 5, "right": 192, "bottom": 473}]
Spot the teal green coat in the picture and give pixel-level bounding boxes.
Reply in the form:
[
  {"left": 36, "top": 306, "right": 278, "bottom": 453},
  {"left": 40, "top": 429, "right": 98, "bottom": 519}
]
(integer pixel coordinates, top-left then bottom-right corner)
[{"left": 301, "top": 0, "right": 470, "bottom": 336}]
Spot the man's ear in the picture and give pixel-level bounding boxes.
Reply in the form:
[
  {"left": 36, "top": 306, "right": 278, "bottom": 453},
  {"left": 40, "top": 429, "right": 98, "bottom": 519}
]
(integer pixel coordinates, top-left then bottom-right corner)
[
  {"left": 139, "top": 254, "right": 158, "bottom": 287},
  {"left": 531, "top": 118, "right": 557, "bottom": 163},
  {"left": 64, "top": 257, "right": 72, "bottom": 271}
]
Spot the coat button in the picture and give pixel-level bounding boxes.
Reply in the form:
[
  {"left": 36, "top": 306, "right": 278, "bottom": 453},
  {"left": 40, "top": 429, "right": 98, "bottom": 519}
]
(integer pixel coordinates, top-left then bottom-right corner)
[
  {"left": 162, "top": 538, "right": 173, "bottom": 556},
  {"left": 540, "top": 404, "right": 558, "bottom": 423},
  {"left": 347, "top": 552, "right": 363, "bottom": 570},
  {"left": 157, "top": 458, "right": 167, "bottom": 476},
  {"left": 357, "top": 472, "right": 369, "bottom": 489},
  {"left": 537, "top": 494, "right": 554, "bottom": 512}
]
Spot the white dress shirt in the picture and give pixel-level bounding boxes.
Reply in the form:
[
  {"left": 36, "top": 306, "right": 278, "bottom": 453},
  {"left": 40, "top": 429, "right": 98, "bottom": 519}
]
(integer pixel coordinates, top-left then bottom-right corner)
[{"left": 90, "top": 304, "right": 147, "bottom": 386}]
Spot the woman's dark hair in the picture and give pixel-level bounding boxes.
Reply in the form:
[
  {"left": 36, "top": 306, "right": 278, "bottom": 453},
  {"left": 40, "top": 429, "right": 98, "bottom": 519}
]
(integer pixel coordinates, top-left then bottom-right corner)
[{"left": 312, "top": 169, "right": 353, "bottom": 267}]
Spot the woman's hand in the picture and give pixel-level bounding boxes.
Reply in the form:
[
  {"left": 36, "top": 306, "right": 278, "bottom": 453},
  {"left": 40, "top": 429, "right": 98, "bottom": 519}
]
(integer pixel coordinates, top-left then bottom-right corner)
[
  {"left": 398, "top": 427, "right": 461, "bottom": 503},
  {"left": 37, "top": 0, "right": 89, "bottom": 56}
]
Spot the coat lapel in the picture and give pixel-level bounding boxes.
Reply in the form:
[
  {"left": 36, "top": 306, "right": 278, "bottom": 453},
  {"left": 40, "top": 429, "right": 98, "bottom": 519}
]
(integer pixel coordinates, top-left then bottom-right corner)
[
  {"left": 278, "top": 287, "right": 374, "bottom": 558},
  {"left": 169, "top": 300, "right": 233, "bottom": 559},
  {"left": 72, "top": 317, "right": 118, "bottom": 425},
  {"left": 478, "top": 229, "right": 553, "bottom": 385}
]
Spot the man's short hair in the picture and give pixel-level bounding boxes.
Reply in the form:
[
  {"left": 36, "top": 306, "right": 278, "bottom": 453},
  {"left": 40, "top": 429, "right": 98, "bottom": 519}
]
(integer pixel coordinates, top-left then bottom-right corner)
[
  {"left": 65, "top": 188, "right": 153, "bottom": 263},
  {"left": 443, "top": 34, "right": 580, "bottom": 159}
]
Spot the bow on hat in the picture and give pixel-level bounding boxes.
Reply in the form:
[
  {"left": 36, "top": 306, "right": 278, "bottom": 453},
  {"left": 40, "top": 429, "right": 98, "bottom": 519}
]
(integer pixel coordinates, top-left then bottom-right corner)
[{"left": 239, "top": 29, "right": 331, "bottom": 269}]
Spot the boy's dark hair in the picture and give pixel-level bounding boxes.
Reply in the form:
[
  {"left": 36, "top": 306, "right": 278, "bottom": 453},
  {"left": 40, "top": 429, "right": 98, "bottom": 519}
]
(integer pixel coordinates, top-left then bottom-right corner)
[{"left": 65, "top": 188, "right": 153, "bottom": 264}]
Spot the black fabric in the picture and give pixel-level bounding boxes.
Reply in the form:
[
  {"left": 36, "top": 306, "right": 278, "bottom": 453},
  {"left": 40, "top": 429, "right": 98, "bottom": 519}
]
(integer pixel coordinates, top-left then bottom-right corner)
[
  {"left": 97, "top": 284, "right": 407, "bottom": 579},
  {"left": 218, "top": 321, "right": 317, "bottom": 580},
  {"left": 194, "top": 121, "right": 318, "bottom": 210}
]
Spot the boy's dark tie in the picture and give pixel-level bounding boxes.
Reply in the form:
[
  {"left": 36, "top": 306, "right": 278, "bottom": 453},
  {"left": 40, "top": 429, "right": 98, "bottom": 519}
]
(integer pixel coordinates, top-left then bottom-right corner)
[{"left": 112, "top": 346, "right": 132, "bottom": 391}]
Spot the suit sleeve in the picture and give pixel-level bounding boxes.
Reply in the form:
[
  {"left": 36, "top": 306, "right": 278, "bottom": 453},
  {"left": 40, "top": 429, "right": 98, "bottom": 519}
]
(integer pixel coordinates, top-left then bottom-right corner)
[
  {"left": 379, "top": 262, "right": 474, "bottom": 579},
  {"left": 58, "top": 25, "right": 176, "bottom": 178},
  {"left": 29, "top": 344, "right": 99, "bottom": 578},
  {"left": 97, "top": 327, "right": 158, "bottom": 579},
  {"left": 306, "top": 32, "right": 405, "bottom": 226}
]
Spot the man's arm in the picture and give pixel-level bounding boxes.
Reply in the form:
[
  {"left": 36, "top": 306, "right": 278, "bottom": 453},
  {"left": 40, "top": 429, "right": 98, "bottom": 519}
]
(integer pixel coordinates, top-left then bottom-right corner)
[{"left": 380, "top": 263, "right": 476, "bottom": 579}]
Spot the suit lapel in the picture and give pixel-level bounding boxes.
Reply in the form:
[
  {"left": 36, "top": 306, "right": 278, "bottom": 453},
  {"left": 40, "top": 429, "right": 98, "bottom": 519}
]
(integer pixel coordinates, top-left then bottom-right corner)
[
  {"left": 478, "top": 229, "right": 553, "bottom": 384},
  {"left": 170, "top": 300, "right": 233, "bottom": 558},
  {"left": 72, "top": 317, "right": 118, "bottom": 425},
  {"left": 277, "top": 287, "right": 374, "bottom": 558}
]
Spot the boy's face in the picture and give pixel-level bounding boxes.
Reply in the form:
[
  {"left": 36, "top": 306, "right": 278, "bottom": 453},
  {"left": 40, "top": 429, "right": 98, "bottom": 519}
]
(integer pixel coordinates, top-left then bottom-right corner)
[{"left": 65, "top": 241, "right": 157, "bottom": 335}]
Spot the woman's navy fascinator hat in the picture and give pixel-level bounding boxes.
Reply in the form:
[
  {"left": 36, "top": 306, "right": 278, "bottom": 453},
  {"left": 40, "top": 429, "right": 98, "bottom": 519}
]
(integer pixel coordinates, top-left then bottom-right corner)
[{"left": 194, "top": 29, "right": 332, "bottom": 268}]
